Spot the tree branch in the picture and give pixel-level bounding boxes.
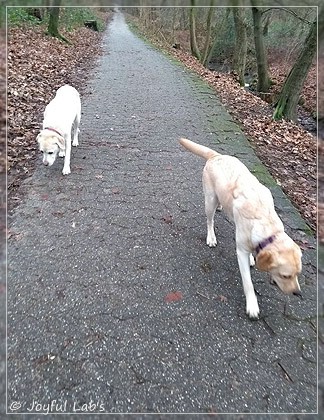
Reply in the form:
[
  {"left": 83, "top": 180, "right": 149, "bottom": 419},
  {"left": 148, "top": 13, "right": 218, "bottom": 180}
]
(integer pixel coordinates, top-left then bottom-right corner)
[{"left": 261, "top": 7, "right": 312, "bottom": 25}]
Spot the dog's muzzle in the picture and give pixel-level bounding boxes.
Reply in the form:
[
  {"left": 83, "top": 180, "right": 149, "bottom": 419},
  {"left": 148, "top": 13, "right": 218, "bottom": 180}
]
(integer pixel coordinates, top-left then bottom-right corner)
[{"left": 293, "top": 290, "right": 303, "bottom": 299}]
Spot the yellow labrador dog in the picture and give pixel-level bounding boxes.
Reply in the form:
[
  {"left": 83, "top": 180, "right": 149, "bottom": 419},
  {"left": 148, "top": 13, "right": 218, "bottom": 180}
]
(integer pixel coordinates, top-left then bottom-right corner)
[
  {"left": 179, "top": 137, "right": 302, "bottom": 319},
  {"left": 37, "top": 85, "right": 81, "bottom": 175}
]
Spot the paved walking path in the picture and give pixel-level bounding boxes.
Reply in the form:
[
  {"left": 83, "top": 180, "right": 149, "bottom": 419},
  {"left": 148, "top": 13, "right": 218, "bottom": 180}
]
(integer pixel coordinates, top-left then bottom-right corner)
[{"left": 7, "top": 12, "right": 317, "bottom": 415}]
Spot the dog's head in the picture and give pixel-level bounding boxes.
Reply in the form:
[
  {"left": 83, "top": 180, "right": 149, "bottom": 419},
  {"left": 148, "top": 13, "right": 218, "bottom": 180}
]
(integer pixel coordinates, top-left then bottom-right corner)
[
  {"left": 255, "top": 238, "right": 302, "bottom": 295},
  {"left": 37, "top": 132, "right": 65, "bottom": 167}
]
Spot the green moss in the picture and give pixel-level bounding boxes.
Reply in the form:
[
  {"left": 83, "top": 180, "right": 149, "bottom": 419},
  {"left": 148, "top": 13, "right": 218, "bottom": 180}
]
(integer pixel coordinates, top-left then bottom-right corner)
[{"left": 250, "top": 163, "right": 278, "bottom": 188}]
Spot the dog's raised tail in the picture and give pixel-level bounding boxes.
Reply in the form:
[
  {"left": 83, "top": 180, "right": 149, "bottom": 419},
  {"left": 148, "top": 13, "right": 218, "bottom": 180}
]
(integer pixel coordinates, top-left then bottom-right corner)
[{"left": 179, "top": 137, "right": 219, "bottom": 160}]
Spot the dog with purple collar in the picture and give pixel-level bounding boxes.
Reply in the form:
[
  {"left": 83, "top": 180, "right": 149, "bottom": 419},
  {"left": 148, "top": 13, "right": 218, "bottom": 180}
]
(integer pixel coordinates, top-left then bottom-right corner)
[{"left": 180, "top": 137, "right": 302, "bottom": 319}]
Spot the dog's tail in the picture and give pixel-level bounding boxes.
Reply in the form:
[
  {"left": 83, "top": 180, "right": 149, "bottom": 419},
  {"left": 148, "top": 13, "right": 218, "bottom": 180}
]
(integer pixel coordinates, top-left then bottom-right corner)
[{"left": 179, "top": 137, "right": 220, "bottom": 160}]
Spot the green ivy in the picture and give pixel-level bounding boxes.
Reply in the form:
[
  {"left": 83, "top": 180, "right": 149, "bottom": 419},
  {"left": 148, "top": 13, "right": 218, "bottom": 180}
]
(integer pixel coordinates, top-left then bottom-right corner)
[
  {"left": 59, "top": 7, "right": 105, "bottom": 32},
  {"left": 6, "top": 6, "right": 106, "bottom": 32},
  {"left": 7, "top": 7, "right": 42, "bottom": 27}
]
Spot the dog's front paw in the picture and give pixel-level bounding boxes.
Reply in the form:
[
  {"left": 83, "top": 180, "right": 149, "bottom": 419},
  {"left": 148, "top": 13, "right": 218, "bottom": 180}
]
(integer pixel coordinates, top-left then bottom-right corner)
[
  {"left": 249, "top": 254, "right": 255, "bottom": 267},
  {"left": 59, "top": 150, "right": 65, "bottom": 157},
  {"left": 62, "top": 167, "right": 71, "bottom": 175},
  {"left": 72, "top": 140, "right": 79, "bottom": 147},
  {"left": 246, "top": 295, "right": 260, "bottom": 319},
  {"left": 206, "top": 234, "right": 217, "bottom": 247}
]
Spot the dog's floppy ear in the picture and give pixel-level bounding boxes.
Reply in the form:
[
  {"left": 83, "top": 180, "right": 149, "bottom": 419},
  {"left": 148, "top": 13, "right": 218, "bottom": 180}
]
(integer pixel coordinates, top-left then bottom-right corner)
[
  {"left": 256, "top": 249, "right": 276, "bottom": 272},
  {"left": 54, "top": 135, "right": 65, "bottom": 150}
]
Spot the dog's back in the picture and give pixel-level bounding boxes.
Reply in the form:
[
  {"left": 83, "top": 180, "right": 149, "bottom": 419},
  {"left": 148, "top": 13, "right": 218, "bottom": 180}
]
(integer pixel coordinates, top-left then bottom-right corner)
[
  {"left": 43, "top": 85, "right": 80, "bottom": 133},
  {"left": 55, "top": 85, "right": 80, "bottom": 102},
  {"left": 180, "top": 137, "right": 261, "bottom": 194},
  {"left": 179, "top": 137, "right": 278, "bottom": 222}
]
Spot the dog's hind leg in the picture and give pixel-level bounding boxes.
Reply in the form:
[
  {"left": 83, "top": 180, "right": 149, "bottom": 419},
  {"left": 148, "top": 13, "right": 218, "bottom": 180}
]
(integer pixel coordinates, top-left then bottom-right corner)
[
  {"left": 203, "top": 176, "right": 218, "bottom": 247},
  {"left": 72, "top": 110, "right": 81, "bottom": 147}
]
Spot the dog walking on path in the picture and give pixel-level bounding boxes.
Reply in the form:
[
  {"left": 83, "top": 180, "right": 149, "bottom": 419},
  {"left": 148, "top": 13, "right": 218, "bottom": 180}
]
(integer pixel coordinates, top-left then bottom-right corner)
[
  {"left": 37, "top": 84, "right": 81, "bottom": 175},
  {"left": 179, "top": 137, "right": 302, "bottom": 319}
]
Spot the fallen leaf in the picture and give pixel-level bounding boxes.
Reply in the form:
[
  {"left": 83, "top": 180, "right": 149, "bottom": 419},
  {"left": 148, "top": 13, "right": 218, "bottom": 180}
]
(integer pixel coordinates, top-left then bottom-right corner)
[{"left": 165, "top": 291, "right": 183, "bottom": 303}]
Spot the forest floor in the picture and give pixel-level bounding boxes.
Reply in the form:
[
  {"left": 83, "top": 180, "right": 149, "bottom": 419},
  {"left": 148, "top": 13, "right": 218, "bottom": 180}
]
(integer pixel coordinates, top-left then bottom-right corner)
[{"left": 4, "top": 14, "right": 320, "bottom": 241}]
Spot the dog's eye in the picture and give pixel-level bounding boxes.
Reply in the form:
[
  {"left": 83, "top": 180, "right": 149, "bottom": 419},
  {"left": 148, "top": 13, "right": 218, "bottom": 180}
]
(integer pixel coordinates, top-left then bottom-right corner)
[
  {"left": 48, "top": 152, "right": 54, "bottom": 155},
  {"left": 282, "top": 275, "right": 292, "bottom": 280}
]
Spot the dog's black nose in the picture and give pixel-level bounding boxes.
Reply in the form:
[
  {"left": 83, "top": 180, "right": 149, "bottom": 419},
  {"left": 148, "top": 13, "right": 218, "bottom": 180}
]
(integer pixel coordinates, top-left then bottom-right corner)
[{"left": 293, "top": 290, "right": 303, "bottom": 299}]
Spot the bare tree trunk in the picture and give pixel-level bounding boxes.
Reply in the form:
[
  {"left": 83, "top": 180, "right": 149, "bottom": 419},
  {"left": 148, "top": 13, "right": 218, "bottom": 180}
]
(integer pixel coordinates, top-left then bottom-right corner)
[
  {"left": 189, "top": 0, "right": 201, "bottom": 61},
  {"left": 262, "top": 12, "right": 271, "bottom": 36},
  {"left": 26, "top": 8, "right": 44, "bottom": 21},
  {"left": 319, "top": 4, "right": 324, "bottom": 49},
  {"left": 47, "top": 0, "right": 69, "bottom": 43},
  {"left": 201, "top": 0, "right": 215, "bottom": 67},
  {"left": 251, "top": 4, "right": 271, "bottom": 93},
  {"left": 318, "top": 6, "right": 324, "bottom": 130},
  {"left": 205, "top": 8, "right": 231, "bottom": 67},
  {"left": 232, "top": 7, "right": 247, "bottom": 86},
  {"left": 139, "top": 1, "right": 151, "bottom": 29},
  {"left": 273, "top": 14, "right": 318, "bottom": 121}
]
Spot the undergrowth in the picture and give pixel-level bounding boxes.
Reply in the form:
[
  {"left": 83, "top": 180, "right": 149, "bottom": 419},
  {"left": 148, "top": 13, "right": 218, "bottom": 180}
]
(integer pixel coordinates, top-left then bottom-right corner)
[{"left": 7, "top": 6, "right": 106, "bottom": 32}]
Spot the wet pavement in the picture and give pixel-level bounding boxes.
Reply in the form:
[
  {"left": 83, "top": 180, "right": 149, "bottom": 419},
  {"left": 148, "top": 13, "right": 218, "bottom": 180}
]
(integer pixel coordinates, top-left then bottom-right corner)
[{"left": 6, "top": 11, "right": 318, "bottom": 416}]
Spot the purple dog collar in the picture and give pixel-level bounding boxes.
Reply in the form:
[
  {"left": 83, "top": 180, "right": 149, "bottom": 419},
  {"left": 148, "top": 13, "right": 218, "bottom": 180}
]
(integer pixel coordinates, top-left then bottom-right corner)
[
  {"left": 44, "top": 127, "right": 63, "bottom": 138},
  {"left": 255, "top": 235, "right": 276, "bottom": 255}
]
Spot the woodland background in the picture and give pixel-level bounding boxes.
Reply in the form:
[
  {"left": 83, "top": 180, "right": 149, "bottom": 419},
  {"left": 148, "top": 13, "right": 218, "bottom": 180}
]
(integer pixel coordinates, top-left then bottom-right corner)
[{"left": 0, "top": 0, "right": 323, "bottom": 248}]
